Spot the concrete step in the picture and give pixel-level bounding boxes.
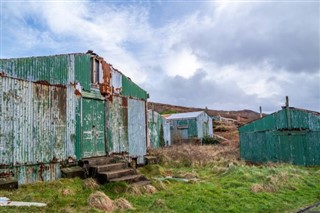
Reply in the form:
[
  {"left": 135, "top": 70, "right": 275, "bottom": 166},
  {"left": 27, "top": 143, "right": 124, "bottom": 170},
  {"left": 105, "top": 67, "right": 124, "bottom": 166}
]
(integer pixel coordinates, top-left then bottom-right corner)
[
  {"left": 109, "top": 174, "right": 147, "bottom": 184},
  {"left": 79, "top": 156, "right": 114, "bottom": 167}
]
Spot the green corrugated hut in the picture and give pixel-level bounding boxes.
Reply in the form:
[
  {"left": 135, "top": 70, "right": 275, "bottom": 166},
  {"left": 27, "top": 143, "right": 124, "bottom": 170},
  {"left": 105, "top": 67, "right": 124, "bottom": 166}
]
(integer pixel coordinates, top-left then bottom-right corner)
[
  {"left": 0, "top": 51, "right": 149, "bottom": 184},
  {"left": 239, "top": 106, "right": 320, "bottom": 166}
]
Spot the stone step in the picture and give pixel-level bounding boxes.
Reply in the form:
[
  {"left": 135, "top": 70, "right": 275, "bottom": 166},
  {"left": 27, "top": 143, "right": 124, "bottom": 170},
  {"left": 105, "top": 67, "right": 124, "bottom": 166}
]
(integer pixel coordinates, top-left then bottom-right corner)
[
  {"left": 109, "top": 174, "right": 147, "bottom": 184},
  {"left": 79, "top": 156, "right": 114, "bottom": 167},
  {"left": 0, "top": 177, "right": 18, "bottom": 190},
  {"left": 104, "top": 168, "right": 137, "bottom": 180},
  {"left": 90, "top": 163, "right": 128, "bottom": 176},
  {"left": 61, "top": 166, "right": 85, "bottom": 179}
]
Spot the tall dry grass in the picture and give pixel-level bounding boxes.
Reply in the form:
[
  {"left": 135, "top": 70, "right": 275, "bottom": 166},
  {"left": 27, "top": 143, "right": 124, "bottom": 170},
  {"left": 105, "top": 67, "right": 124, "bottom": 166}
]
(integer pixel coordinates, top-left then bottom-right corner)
[{"left": 149, "top": 144, "right": 239, "bottom": 167}]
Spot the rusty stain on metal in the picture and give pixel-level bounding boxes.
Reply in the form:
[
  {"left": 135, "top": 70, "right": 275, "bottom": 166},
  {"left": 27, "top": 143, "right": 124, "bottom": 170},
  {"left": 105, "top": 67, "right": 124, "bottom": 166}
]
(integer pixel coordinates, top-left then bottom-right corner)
[{"left": 99, "top": 58, "right": 112, "bottom": 95}]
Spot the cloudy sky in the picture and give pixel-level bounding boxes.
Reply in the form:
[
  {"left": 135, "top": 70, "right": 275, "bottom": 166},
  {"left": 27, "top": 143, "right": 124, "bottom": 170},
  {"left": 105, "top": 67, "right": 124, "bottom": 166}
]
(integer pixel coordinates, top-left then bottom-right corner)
[{"left": 1, "top": 0, "right": 319, "bottom": 113}]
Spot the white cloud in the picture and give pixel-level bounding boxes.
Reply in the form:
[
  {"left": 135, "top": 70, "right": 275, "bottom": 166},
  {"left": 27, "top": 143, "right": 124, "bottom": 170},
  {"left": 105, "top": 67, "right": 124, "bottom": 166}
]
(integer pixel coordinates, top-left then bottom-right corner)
[
  {"left": 1, "top": 1, "right": 319, "bottom": 112},
  {"left": 164, "top": 48, "right": 201, "bottom": 78}
]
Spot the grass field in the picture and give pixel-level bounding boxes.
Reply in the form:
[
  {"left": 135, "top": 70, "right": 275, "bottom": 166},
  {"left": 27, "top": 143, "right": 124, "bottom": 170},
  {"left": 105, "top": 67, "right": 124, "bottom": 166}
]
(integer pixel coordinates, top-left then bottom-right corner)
[{"left": 1, "top": 144, "right": 319, "bottom": 213}]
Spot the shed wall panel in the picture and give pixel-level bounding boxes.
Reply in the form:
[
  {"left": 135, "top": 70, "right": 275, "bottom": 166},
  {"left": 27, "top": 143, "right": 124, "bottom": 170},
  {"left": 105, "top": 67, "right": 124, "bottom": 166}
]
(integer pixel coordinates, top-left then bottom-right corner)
[
  {"left": 163, "top": 119, "right": 171, "bottom": 146},
  {"left": 0, "top": 55, "right": 71, "bottom": 85},
  {"left": 128, "top": 99, "right": 146, "bottom": 164},
  {"left": 75, "top": 54, "right": 91, "bottom": 91},
  {"left": 107, "top": 96, "right": 128, "bottom": 153},
  {"left": 147, "top": 110, "right": 163, "bottom": 148},
  {"left": 0, "top": 76, "right": 76, "bottom": 184},
  {"left": 122, "top": 75, "right": 148, "bottom": 100}
]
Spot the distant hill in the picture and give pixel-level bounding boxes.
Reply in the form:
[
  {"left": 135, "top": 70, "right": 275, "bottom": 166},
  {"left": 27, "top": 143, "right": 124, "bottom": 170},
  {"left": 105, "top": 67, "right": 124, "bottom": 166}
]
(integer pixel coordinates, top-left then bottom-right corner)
[{"left": 147, "top": 102, "right": 262, "bottom": 124}]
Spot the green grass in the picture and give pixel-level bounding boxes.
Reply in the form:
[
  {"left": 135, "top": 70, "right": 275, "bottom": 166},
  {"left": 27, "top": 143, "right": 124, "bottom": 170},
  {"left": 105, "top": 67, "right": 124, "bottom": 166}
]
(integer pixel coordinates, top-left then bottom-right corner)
[{"left": 1, "top": 164, "right": 319, "bottom": 212}]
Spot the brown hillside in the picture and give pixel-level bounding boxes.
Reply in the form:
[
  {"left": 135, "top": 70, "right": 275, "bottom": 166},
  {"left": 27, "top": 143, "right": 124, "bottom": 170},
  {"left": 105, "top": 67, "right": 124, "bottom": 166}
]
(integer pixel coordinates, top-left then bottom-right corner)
[{"left": 148, "top": 102, "right": 261, "bottom": 124}]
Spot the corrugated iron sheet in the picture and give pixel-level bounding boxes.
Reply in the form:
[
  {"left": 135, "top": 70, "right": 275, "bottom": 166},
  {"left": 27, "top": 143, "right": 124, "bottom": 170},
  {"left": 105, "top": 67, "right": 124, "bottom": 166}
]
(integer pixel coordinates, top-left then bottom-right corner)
[
  {"left": 148, "top": 110, "right": 164, "bottom": 148},
  {"left": 75, "top": 54, "right": 91, "bottom": 91},
  {"left": 163, "top": 119, "right": 171, "bottom": 146},
  {"left": 107, "top": 96, "right": 128, "bottom": 153},
  {"left": 239, "top": 108, "right": 320, "bottom": 166},
  {"left": 0, "top": 76, "right": 76, "bottom": 183},
  {"left": 0, "top": 54, "right": 73, "bottom": 85},
  {"left": 121, "top": 74, "right": 148, "bottom": 100},
  {"left": 107, "top": 96, "right": 147, "bottom": 164},
  {"left": 128, "top": 98, "right": 146, "bottom": 164},
  {"left": 196, "top": 112, "right": 213, "bottom": 138}
]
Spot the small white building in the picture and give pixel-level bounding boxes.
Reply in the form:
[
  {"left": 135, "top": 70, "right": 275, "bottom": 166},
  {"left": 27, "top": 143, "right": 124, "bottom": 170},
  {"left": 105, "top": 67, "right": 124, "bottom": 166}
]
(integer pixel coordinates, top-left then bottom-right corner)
[{"left": 165, "top": 111, "right": 213, "bottom": 143}]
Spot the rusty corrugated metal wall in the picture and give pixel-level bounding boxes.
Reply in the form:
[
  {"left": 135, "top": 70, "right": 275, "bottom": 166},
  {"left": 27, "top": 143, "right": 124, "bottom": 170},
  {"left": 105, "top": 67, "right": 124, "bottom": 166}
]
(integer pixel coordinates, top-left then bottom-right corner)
[
  {"left": 106, "top": 68, "right": 148, "bottom": 164},
  {"left": 147, "top": 109, "right": 172, "bottom": 148},
  {"left": 107, "top": 95, "right": 147, "bottom": 164},
  {"left": 107, "top": 96, "right": 128, "bottom": 153},
  {"left": 0, "top": 52, "right": 150, "bottom": 183},
  {"left": 239, "top": 108, "right": 320, "bottom": 166},
  {"left": 0, "top": 76, "right": 77, "bottom": 184}
]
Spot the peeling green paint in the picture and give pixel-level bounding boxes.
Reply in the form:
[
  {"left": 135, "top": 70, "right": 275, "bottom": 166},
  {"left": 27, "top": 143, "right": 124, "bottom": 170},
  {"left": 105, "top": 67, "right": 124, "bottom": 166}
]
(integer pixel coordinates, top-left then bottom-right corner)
[
  {"left": 107, "top": 96, "right": 129, "bottom": 153},
  {"left": 148, "top": 110, "right": 164, "bottom": 148},
  {"left": 75, "top": 98, "right": 106, "bottom": 158}
]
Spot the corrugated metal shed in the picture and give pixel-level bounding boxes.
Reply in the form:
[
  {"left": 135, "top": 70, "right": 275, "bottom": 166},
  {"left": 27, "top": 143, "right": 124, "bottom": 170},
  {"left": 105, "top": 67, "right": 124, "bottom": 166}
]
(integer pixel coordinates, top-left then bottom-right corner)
[
  {"left": 239, "top": 107, "right": 320, "bottom": 166},
  {"left": 0, "top": 51, "right": 149, "bottom": 184},
  {"left": 166, "top": 111, "right": 213, "bottom": 143}
]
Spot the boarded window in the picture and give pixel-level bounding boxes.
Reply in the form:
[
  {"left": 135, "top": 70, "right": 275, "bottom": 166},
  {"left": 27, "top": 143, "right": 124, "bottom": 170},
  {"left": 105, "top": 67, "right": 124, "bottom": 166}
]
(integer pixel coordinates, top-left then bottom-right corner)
[{"left": 90, "top": 58, "right": 100, "bottom": 85}]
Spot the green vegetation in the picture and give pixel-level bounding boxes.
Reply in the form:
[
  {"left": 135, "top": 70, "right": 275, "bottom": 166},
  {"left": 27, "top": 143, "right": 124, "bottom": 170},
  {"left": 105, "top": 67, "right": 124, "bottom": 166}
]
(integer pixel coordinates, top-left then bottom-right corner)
[
  {"left": 1, "top": 145, "right": 319, "bottom": 212},
  {"left": 159, "top": 124, "right": 165, "bottom": 147},
  {"left": 202, "top": 135, "right": 219, "bottom": 145},
  {"left": 160, "top": 109, "right": 178, "bottom": 115}
]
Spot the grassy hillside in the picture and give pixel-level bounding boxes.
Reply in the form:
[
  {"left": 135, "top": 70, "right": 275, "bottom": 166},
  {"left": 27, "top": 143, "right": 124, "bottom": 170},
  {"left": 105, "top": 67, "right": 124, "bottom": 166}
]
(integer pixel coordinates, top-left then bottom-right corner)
[{"left": 1, "top": 144, "right": 319, "bottom": 213}]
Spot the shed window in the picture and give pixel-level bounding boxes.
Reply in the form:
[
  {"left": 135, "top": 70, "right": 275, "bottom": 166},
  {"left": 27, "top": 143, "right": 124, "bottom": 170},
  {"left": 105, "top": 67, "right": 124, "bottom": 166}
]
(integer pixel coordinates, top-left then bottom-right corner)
[
  {"left": 91, "top": 58, "right": 100, "bottom": 85},
  {"left": 177, "top": 125, "right": 188, "bottom": 129}
]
